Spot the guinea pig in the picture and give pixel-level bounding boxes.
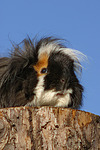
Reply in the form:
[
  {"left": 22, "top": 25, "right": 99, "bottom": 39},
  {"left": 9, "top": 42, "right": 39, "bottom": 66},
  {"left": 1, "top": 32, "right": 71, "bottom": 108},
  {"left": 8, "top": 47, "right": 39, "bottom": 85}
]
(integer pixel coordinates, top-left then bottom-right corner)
[{"left": 0, "top": 37, "right": 86, "bottom": 109}]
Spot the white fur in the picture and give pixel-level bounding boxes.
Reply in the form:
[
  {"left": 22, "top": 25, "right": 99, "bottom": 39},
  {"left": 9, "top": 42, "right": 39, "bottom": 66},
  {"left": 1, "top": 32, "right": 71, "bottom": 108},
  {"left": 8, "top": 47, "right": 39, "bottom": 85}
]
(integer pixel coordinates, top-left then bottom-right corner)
[
  {"left": 60, "top": 48, "right": 87, "bottom": 75},
  {"left": 25, "top": 75, "right": 73, "bottom": 107},
  {"left": 38, "top": 43, "right": 59, "bottom": 58},
  {"left": 38, "top": 42, "right": 86, "bottom": 76}
]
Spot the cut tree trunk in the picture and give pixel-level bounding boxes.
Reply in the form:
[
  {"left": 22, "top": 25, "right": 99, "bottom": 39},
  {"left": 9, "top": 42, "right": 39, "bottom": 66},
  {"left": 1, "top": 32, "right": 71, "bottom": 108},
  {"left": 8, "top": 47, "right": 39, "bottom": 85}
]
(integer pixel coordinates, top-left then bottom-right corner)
[{"left": 0, "top": 106, "right": 100, "bottom": 150}]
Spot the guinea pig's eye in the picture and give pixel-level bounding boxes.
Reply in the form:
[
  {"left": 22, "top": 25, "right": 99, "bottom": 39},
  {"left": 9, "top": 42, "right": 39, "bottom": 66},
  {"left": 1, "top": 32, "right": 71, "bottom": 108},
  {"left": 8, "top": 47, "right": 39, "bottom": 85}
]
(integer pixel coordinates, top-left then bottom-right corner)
[{"left": 40, "top": 68, "right": 48, "bottom": 74}]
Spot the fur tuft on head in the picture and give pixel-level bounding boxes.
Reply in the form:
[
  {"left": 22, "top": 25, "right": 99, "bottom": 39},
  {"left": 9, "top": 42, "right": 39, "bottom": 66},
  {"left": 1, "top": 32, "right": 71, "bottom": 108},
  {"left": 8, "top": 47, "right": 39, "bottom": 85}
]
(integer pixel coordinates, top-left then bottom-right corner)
[{"left": 37, "top": 37, "right": 86, "bottom": 76}]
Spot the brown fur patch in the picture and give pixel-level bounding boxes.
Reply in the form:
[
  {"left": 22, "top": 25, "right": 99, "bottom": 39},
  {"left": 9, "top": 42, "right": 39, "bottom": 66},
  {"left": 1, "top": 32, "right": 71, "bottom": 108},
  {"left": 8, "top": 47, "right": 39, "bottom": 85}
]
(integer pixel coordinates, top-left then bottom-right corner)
[{"left": 33, "top": 53, "right": 48, "bottom": 76}]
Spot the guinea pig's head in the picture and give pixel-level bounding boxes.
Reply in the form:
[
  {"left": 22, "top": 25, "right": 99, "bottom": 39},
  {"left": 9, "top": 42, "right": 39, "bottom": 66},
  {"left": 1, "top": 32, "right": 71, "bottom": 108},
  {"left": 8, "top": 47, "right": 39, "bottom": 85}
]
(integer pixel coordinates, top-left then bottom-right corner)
[{"left": 31, "top": 37, "right": 85, "bottom": 108}]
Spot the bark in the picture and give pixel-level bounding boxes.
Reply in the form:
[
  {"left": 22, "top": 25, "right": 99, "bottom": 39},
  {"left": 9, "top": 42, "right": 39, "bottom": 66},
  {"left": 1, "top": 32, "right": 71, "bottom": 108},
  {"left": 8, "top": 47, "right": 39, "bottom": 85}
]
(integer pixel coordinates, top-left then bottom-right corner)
[{"left": 0, "top": 106, "right": 100, "bottom": 150}]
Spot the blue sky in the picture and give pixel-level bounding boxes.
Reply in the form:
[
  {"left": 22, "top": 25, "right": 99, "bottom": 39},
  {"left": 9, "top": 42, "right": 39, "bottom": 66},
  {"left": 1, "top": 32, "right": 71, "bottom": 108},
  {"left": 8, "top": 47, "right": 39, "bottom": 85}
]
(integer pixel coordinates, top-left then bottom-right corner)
[{"left": 0, "top": 0, "right": 100, "bottom": 115}]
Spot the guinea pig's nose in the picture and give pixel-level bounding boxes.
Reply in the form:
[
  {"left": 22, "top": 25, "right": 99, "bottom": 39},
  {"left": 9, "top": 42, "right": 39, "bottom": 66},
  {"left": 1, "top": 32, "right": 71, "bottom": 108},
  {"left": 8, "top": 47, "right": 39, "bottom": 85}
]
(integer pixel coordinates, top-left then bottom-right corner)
[
  {"left": 60, "top": 78, "right": 65, "bottom": 83},
  {"left": 60, "top": 78, "right": 69, "bottom": 90}
]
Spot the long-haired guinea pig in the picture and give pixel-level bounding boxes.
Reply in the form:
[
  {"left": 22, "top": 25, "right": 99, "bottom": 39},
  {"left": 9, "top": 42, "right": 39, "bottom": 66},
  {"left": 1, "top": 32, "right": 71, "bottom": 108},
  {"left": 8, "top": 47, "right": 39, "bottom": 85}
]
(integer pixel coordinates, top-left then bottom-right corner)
[{"left": 0, "top": 36, "right": 86, "bottom": 109}]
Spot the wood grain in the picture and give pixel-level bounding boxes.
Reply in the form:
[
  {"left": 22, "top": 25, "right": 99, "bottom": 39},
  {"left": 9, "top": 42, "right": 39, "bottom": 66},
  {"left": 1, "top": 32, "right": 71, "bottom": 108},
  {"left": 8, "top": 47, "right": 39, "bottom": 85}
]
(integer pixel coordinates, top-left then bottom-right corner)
[{"left": 0, "top": 107, "right": 100, "bottom": 150}]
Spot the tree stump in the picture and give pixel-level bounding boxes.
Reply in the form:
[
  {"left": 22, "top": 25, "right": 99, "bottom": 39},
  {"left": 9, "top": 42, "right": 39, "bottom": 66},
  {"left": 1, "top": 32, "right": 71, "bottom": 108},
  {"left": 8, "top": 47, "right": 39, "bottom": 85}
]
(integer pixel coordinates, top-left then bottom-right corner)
[{"left": 0, "top": 106, "right": 100, "bottom": 150}]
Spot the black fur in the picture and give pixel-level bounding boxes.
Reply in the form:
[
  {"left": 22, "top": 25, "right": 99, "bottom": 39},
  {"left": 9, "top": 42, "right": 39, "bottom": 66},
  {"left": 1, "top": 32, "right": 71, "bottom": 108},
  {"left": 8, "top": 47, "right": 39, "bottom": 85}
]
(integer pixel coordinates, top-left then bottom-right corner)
[
  {"left": 45, "top": 52, "right": 83, "bottom": 108},
  {"left": 0, "top": 37, "right": 83, "bottom": 108},
  {"left": 0, "top": 39, "right": 38, "bottom": 107}
]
